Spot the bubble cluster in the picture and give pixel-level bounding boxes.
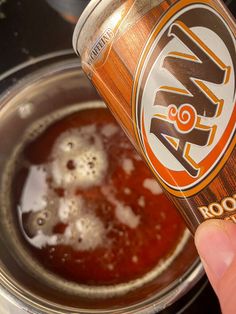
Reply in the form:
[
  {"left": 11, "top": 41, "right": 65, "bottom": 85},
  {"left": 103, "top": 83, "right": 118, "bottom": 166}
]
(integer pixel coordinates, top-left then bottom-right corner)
[
  {"left": 101, "top": 186, "right": 140, "bottom": 229},
  {"left": 143, "top": 178, "right": 162, "bottom": 195},
  {"left": 21, "top": 189, "right": 106, "bottom": 251},
  {"left": 115, "top": 204, "right": 140, "bottom": 229},
  {"left": 101, "top": 123, "right": 118, "bottom": 137},
  {"left": 51, "top": 127, "right": 108, "bottom": 189},
  {"left": 58, "top": 196, "right": 83, "bottom": 224},
  {"left": 19, "top": 124, "right": 110, "bottom": 251},
  {"left": 122, "top": 158, "right": 134, "bottom": 175},
  {"left": 138, "top": 196, "right": 145, "bottom": 208},
  {"left": 64, "top": 214, "right": 106, "bottom": 251}
]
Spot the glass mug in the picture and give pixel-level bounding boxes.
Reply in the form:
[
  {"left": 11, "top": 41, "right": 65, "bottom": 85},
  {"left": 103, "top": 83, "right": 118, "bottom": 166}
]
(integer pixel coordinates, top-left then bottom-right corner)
[{"left": 0, "top": 51, "right": 203, "bottom": 313}]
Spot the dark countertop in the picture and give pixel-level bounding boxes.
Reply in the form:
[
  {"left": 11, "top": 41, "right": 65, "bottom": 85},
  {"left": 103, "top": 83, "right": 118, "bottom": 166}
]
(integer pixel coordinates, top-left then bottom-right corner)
[
  {"left": 0, "top": 0, "right": 235, "bottom": 313},
  {"left": 0, "top": 0, "right": 234, "bottom": 74},
  {"left": 0, "top": 0, "right": 73, "bottom": 73}
]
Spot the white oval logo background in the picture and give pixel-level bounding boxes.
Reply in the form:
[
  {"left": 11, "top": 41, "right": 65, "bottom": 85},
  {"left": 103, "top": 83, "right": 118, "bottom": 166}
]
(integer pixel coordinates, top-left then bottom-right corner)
[{"left": 134, "top": 3, "right": 236, "bottom": 194}]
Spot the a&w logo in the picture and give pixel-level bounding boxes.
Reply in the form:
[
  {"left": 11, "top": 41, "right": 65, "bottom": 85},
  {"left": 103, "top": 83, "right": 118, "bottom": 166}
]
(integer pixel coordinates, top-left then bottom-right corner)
[{"left": 133, "top": 1, "right": 236, "bottom": 197}]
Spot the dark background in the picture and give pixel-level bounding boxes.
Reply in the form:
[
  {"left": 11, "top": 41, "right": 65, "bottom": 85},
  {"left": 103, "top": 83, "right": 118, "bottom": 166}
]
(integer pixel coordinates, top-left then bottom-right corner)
[
  {"left": 0, "top": 0, "right": 234, "bottom": 73},
  {"left": 0, "top": 0, "right": 235, "bottom": 313}
]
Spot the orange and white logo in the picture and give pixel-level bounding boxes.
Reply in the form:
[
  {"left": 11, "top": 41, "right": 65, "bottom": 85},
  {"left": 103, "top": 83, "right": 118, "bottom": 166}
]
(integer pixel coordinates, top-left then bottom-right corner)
[{"left": 133, "top": 0, "right": 236, "bottom": 197}]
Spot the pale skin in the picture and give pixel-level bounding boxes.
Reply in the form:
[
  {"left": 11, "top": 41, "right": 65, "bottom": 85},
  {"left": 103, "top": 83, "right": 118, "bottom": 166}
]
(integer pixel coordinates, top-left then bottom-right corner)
[{"left": 195, "top": 219, "right": 236, "bottom": 314}]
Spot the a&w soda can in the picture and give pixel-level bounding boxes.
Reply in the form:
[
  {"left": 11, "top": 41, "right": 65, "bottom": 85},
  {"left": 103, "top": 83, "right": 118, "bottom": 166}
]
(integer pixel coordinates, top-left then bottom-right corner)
[{"left": 73, "top": 0, "right": 236, "bottom": 233}]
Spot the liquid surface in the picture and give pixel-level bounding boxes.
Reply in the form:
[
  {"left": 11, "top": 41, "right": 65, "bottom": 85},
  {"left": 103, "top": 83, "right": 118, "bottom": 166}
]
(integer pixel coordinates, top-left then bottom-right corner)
[{"left": 14, "top": 107, "right": 185, "bottom": 286}]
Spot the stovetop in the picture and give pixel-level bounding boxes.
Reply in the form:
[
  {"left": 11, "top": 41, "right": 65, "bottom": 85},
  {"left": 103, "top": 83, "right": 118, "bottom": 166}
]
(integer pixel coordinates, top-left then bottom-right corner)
[{"left": 0, "top": 0, "right": 235, "bottom": 313}]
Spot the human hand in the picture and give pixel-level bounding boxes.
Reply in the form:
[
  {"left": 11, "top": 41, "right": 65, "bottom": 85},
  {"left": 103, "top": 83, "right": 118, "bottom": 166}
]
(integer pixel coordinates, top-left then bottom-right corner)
[{"left": 195, "top": 219, "right": 236, "bottom": 314}]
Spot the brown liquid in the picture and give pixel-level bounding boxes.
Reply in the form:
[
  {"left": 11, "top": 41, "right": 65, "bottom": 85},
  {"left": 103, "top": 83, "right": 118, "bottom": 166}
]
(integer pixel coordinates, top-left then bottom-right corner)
[{"left": 14, "top": 107, "right": 185, "bottom": 286}]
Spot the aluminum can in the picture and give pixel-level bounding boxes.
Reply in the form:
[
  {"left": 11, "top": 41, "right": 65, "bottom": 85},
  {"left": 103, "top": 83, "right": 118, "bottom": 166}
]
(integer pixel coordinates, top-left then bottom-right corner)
[{"left": 73, "top": 0, "right": 236, "bottom": 233}]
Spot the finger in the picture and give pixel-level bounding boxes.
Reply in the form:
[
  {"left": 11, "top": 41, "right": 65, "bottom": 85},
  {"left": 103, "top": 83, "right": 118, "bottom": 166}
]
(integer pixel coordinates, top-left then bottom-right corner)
[{"left": 195, "top": 219, "right": 236, "bottom": 314}]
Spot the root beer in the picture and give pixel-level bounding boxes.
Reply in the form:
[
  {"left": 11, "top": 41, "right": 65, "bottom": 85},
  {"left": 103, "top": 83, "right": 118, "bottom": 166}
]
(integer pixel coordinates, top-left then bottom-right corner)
[
  {"left": 73, "top": 0, "right": 236, "bottom": 233},
  {"left": 12, "top": 104, "right": 186, "bottom": 287}
]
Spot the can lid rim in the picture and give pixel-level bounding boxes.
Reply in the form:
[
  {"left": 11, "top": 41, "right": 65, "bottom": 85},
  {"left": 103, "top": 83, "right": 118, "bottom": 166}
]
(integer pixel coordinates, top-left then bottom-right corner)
[{"left": 72, "top": 0, "right": 103, "bottom": 55}]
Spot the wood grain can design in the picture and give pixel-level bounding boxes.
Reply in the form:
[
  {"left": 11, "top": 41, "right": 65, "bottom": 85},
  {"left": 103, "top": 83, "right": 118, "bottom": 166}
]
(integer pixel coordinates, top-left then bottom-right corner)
[{"left": 73, "top": 0, "right": 236, "bottom": 233}]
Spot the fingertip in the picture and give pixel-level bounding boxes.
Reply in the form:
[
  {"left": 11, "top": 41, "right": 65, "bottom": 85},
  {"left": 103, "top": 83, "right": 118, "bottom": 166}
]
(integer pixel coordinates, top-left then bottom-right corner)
[
  {"left": 195, "top": 219, "right": 236, "bottom": 314},
  {"left": 195, "top": 219, "right": 236, "bottom": 249},
  {"left": 195, "top": 219, "right": 235, "bottom": 281},
  {"left": 195, "top": 219, "right": 225, "bottom": 248}
]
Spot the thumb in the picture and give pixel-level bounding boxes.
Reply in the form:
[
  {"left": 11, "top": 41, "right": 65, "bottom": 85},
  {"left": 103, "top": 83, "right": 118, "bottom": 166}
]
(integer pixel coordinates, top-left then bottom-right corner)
[{"left": 195, "top": 219, "right": 236, "bottom": 314}]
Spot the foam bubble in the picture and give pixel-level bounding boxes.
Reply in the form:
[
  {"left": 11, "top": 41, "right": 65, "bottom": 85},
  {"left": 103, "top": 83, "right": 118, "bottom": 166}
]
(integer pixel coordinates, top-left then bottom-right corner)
[
  {"left": 122, "top": 158, "right": 134, "bottom": 175},
  {"left": 51, "top": 128, "right": 108, "bottom": 189},
  {"left": 143, "top": 178, "right": 162, "bottom": 195},
  {"left": 101, "top": 186, "right": 140, "bottom": 229},
  {"left": 58, "top": 196, "right": 84, "bottom": 223},
  {"left": 64, "top": 214, "right": 106, "bottom": 251},
  {"left": 56, "top": 125, "right": 96, "bottom": 153},
  {"left": 115, "top": 204, "right": 140, "bottom": 229},
  {"left": 138, "top": 196, "right": 145, "bottom": 208},
  {"left": 101, "top": 123, "right": 118, "bottom": 137},
  {"left": 20, "top": 200, "right": 59, "bottom": 239},
  {"left": 20, "top": 193, "right": 106, "bottom": 251},
  {"left": 18, "top": 226, "right": 60, "bottom": 249}
]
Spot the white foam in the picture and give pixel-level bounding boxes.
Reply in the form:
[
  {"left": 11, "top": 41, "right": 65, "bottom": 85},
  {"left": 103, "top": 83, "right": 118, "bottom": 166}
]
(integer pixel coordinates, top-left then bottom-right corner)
[
  {"left": 21, "top": 194, "right": 106, "bottom": 251},
  {"left": 47, "top": 234, "right": 58, "bottom": 246},
  {"left": 21, "top": 166, "right": 47, "bottom": 213},
  {"left": 56, "top": 125, "right": 96, "bottom": 153},
  {"left": 18, "top": 189, "right": 61, "bottom": 241},
  {"left": 101, "top": 186, "right": 140, "bottom": 229},
  {"left": 143, "top": 178, "right": 162, "bottom": 195},
  {"left": 138, "top": 196, "right": 146, "bottom": 208},
  {"left": 17, "top": 118, "right": 111, "bottom": 251},
  {"left": 57, "top": 134, "right": 80, "bottom": 153},
  {"left": 58, "top": 196, "right": 84, "bottom": 223},
  {"left": 122, "top": 158, "right": 134, "bottom": 175},
  {"left": 115, "top": 205, "right": 140, "bottom": 229},
  {"left": 51, "top": 128, "right": 108, "bottom": 189},
  {"left": 63, "top": 214, "right": 106, "bottom": 251},
  {"left": 20, "top": 229, "right": 59, "bottom": 249},
  {"left": 101, "top": 123, "right": 118, "bottom": 137}
]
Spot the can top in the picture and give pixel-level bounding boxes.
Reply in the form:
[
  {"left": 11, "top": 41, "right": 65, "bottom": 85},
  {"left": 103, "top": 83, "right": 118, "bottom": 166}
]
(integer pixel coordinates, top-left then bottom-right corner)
[{"left": 72, "top": 0, "right": 102, "bottom": 56}]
